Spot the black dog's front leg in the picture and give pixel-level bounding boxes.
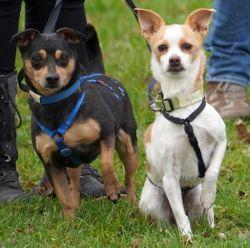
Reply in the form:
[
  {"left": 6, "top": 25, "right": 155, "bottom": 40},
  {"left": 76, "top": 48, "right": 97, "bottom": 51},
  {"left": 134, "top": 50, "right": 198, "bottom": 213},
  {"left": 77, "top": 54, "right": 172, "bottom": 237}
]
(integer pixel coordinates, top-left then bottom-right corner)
[
  {"left": 35, "top": 133, "right": 77, "bottom": 217},
  {"left": 45, "top": 159, "right": 77, "bottom": 218}
]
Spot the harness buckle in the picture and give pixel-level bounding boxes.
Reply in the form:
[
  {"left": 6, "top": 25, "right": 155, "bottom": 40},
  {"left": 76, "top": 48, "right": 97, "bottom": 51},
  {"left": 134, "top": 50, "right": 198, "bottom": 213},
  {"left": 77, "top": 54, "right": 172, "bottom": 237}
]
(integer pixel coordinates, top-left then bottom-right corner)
[
  {"left": 60, "top": 148, "right": 72, "bottom": 157},
  {"left": 162, "top": 98, "right": 175, "bottom": 112}
]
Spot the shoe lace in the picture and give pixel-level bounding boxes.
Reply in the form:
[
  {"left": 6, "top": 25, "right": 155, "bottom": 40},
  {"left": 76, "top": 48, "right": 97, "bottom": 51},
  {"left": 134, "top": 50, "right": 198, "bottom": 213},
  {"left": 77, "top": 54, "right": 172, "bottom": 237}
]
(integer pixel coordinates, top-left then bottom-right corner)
[
  {"left": 0, "top": 77, "right": 22, "bottom": 130},
  {"left": 0, "top": 145, "right": 15, "bottom": 184},
  {"left": 80, "top": 163, "right": 103, "bottom": 180}
]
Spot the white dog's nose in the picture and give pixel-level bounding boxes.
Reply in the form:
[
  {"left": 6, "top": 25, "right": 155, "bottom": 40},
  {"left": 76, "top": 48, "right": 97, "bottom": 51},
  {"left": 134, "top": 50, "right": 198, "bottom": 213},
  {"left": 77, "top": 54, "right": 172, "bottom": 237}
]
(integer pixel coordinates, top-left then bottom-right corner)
[{"left": 169, "top": 56, "right": 181, "bottom": 66}]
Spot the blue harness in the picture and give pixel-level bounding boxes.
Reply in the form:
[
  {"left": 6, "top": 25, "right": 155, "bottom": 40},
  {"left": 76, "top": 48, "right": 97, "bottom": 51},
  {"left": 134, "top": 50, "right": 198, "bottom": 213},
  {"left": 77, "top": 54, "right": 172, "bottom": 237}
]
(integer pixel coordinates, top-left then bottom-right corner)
[{"left": 35, "top": 73, "right": 124, "bottom": 167}]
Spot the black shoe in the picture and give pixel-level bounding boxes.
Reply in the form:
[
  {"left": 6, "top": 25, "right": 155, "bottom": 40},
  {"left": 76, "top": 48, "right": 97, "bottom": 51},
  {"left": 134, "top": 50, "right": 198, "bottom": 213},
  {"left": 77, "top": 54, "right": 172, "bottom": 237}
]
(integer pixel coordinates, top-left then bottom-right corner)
[
  {"left": 0, "top": 167, "right": 23, "bottom": 203},
  {"left": 0, "top": 73, "right": 23, "bottom": 203},
  {"left": 79, "top": 164, "right": 106, "bottom": 198}
]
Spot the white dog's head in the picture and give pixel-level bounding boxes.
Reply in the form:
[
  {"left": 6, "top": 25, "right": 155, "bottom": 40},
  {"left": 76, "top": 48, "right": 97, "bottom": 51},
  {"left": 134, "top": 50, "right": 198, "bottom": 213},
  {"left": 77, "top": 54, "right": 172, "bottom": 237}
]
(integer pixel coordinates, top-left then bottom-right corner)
[{"left": 136, "top": 8, "right": 214, "bottom": 87}]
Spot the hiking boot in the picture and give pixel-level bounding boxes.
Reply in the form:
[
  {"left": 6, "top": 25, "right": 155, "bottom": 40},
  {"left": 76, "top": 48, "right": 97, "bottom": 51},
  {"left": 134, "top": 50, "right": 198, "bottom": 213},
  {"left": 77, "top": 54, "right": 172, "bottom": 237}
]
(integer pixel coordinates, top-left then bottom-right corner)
[
  {"left": 206, "top": 82, "right": 250, "bottom": 119},
  {"left": 0, "top": 73, "right": 23, "bottom": 203}
]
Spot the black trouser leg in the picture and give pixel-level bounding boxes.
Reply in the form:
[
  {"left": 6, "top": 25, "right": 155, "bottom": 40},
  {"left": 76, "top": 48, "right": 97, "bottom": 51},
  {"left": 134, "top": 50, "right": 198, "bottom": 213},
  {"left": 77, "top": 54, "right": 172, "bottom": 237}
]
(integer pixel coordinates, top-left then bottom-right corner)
[
  {"left": 0, "top": 0, "right": 21, "bottom": 74},
  {"left": 0, "top": 73, "right": 23, "bottom": 203},
  {"left": 0, "top": 0, "right": 23, "bottom": 202}
]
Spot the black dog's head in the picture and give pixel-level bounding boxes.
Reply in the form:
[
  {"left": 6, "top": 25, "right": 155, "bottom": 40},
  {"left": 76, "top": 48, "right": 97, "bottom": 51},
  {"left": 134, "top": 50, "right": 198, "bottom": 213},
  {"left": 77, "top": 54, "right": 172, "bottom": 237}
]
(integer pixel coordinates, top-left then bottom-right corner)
[{"left": 13, "top": 28, "right": 86, "bottom": 95}]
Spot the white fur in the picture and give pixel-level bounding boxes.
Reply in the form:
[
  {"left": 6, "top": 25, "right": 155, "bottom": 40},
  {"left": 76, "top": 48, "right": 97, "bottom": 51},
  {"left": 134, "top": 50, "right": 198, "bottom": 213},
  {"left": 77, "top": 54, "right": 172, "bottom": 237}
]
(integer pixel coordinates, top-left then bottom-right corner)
[{"left": 140, "top": 24, "right": 227, "bottom": 239}]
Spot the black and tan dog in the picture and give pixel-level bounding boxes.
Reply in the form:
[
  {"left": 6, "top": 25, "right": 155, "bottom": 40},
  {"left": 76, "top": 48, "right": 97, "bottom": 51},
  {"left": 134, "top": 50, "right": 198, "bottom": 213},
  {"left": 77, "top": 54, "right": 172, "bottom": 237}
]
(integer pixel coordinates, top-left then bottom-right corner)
[{"left": 13, "top": 25, "right": 137, "bottom": 217}]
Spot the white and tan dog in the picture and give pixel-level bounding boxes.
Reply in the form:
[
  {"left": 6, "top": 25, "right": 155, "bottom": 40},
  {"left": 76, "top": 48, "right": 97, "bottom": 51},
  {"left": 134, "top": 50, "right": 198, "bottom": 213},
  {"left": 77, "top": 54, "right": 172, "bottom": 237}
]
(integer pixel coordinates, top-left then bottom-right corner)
[{"left": 137, "top": 8, "right": 227, "bottom": 240}]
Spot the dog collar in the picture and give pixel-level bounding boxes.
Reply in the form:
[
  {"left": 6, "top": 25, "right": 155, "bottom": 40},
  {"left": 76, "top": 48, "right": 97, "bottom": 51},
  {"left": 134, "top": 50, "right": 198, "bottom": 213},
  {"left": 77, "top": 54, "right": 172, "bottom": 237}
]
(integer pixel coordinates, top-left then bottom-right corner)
[
  {"left": 29, "top": 73, "right": 102, "bottom": 105},
  {"left": 149, "top": 88, "right": 204, "bottom": 112}
]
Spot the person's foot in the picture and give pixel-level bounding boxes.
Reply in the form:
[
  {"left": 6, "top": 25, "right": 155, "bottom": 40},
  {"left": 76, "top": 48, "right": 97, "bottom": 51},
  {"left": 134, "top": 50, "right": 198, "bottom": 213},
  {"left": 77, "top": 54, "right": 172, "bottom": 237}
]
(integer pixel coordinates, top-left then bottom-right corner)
[
  {"left": 206, "top": 82, "right": 250, "bottom": 119},
  {"left": 0, "top": 73, "right": 23, "bottom": 203},
  {"left": 79, "top": 164, "right": 106, "bottom": 198},
  {"left": 0, "top": 151, "right": 23, "bottom": 203},
  {"left": 33, "top": 164, "right": 127, "bottom": 199}
]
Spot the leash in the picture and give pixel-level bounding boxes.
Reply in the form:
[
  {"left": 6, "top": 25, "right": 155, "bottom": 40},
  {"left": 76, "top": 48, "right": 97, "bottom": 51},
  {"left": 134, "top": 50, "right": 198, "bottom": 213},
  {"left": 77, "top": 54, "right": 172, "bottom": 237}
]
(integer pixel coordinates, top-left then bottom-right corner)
[
  {"left": 124, "top": 0, "right": 139, "bottom": 22},
  {"left": 43, "top": 0, "right": 62, "bottom": 34},
  {"left": 124, "top": 0, "right": 151, "bottom": 52},
  {"left": 37, "top": 91, "right": 86, "bottom": 167}
]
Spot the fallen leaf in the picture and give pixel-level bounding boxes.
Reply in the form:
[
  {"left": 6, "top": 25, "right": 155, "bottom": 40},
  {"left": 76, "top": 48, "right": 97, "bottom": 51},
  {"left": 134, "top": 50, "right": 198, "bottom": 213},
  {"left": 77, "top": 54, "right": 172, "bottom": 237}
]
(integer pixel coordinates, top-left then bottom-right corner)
[
  {"left": 131, "top": 239, "right": 139, "bottom": 248},
  {"left": 238, "top": 191, "right": 248, "bottom": 199},
  {"left": 235, "top": 119, "right": 250, "bottom": 144},
  {"left": 238, "top": 230, "right": 250, "bottom": 240},
  {"left": 203, "top": 231, "right": 211, "bottom": 238}
]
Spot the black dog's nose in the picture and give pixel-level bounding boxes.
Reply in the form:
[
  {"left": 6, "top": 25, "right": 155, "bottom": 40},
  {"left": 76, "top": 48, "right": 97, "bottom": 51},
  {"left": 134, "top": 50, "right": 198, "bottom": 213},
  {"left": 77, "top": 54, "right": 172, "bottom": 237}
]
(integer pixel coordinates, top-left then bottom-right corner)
[
  {"left": 46, "top": 73, "right": 59, "bottom": 85},
  {"left": 169, "top": 56, "right": 181, "bottom": 66}
]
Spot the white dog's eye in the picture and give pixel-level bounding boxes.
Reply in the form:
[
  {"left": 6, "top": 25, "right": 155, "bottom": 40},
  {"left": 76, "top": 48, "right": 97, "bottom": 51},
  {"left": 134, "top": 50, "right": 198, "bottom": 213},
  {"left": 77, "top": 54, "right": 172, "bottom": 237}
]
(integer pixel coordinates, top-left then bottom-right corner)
[
  {"left": 181, "top": 43, "right": 193, "bottom": 51},
  {"left": 157, "top": 44, "right": 168, "bottom": 53}
]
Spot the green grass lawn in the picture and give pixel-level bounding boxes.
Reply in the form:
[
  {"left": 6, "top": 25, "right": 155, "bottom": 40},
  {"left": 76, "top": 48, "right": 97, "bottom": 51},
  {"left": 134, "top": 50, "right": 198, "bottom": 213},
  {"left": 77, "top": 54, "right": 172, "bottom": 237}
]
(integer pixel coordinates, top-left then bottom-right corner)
[{"left": 0, "top": 0, "right": 249, "bottom": 247}]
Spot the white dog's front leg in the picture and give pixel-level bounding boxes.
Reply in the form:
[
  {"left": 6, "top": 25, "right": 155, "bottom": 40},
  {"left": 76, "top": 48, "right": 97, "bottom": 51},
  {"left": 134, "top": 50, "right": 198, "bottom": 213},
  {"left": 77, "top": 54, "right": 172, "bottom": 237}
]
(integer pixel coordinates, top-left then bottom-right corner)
[
  {"left": 201, "top": 140, "right": 227, "bottom": 226},
  {"left": 163, "top": 173, "right": 192, "bottom": 240}
]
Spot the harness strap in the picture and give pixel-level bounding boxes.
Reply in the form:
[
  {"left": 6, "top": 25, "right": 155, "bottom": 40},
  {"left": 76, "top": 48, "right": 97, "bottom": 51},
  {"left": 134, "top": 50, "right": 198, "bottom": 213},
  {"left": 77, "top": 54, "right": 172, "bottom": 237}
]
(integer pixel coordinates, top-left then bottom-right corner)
[
  {"left": 31, "top": 73, "right": 102, "bottom": 105},
  {"left": 37, "top": 91, "right": 86, "bottom": 167},
  {"left": 148, "top": 176, "right": 194, "bottom": 193},
  {"left": 161, "top": 99, "right": 207, "bottom": 178},
  {"left": 35, "top": 74, "right": 124, "bottom": 167}
]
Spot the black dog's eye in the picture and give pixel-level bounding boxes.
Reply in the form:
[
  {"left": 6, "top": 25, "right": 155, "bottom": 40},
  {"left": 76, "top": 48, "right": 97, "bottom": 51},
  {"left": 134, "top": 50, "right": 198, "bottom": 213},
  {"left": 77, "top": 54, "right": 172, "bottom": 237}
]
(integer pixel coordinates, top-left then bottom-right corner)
[
  {"left": 158, "top": 44, "right": 168, "bottom": 53},
  {"left": 31, "top": 56, "right": 44, "bottom": 69},
  {"left": 182, "top": 43, "right": 193, "bottom": 51},
  {"left": 58, "top": 54, "right": 69, "bottom": 67}
]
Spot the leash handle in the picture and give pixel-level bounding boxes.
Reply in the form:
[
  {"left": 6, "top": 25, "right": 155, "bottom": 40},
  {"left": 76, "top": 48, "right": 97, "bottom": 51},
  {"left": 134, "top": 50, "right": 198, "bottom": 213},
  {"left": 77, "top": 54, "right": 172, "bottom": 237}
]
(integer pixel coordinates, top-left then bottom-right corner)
[{"left": 43, "top": 0, "right": 63, "bottom": 34}]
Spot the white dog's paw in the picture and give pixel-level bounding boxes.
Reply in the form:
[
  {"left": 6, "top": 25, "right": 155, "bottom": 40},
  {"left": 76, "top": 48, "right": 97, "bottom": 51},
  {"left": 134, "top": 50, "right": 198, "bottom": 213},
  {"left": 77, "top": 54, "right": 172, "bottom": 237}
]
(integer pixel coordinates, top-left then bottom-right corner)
[
  {"left": 181, "top": 232, "right": 193, "bottom": 244},
  {"left": 179, "top": 219, "right": 193, "bottom": 244},
  {"left": 201, "top": 185, "right": 216, "bottom": 210}
]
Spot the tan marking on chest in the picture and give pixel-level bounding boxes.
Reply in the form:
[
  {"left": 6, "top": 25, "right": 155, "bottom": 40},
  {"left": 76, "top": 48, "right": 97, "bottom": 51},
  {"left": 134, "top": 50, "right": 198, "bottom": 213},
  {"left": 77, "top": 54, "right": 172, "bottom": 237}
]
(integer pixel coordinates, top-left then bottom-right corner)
[
  {"left": 35, "top": 134, "right": 57, "bottom": 163},
  {"left": 144, "top": 124, "right": 153, "bottom": 145},
  {"left": 64, "top": 118, "right": 101, "bottom": 147}
]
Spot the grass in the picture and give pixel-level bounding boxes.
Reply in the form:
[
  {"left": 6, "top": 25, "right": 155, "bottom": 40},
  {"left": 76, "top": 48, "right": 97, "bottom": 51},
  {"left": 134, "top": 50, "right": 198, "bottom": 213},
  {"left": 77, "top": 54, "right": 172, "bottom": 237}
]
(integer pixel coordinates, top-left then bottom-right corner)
[{"left": 0, "top": 0, "right": 249, "bottom": 247}]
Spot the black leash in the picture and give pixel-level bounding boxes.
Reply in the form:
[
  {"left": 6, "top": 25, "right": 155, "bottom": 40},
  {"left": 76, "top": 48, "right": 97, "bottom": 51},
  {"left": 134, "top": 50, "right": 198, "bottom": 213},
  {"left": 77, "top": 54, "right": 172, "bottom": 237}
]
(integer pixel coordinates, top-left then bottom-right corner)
[
  {"left": 124, "top": 0, "right": 139, "bottom": 21},
  {"left": 43, "top": 0, "right": 63, "bottom": 34},
  {"left": 124, "top": 0, "right": 151, "bottom": 52},
  {"left": 161, "top": 99, "right": 207, "bottom": 178}
]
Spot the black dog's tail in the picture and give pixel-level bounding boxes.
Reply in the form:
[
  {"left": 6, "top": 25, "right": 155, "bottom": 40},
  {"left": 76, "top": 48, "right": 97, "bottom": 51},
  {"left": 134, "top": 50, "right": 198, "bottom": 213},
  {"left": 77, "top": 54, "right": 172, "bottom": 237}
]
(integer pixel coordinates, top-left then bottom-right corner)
[{"left": 84, "top": 24, "right": 105, "bottom": 73}]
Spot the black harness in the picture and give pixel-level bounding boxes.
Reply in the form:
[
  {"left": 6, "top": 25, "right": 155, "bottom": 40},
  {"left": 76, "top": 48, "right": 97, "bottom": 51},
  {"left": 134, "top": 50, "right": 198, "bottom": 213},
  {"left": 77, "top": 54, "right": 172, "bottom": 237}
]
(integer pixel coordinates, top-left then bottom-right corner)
[{"left": 160, "top": 99, "right": 207, "bottom": 178}]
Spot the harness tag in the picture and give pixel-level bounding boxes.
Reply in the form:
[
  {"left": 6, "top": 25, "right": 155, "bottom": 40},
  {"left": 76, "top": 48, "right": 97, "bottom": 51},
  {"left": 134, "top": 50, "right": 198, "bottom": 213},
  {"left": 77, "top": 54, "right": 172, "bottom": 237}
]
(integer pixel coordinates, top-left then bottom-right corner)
[{"left": 60, "top": 148, "right": 72, "bottom": 157}]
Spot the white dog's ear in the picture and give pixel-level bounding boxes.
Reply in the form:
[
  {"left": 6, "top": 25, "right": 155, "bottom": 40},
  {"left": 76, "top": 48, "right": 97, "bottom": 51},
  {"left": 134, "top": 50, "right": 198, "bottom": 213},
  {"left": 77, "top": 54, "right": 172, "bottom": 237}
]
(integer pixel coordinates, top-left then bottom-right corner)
[
  {"left": 135, "top": 8, "right": 165, "bottom": 39},
  {"left": 185, "top": 8, "right": 215, "bottom": 35}
]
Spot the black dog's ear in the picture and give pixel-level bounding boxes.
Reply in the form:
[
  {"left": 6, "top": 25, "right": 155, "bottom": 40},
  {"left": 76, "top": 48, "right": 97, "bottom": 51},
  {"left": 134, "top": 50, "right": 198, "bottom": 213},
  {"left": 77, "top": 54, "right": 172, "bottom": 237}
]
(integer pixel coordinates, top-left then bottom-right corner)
[
  {"left": 56, "top": 27, "right": 87, "bottom": 44},
  {"left": 11, "top": 29, "right": 40, "bottom": 49}
]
